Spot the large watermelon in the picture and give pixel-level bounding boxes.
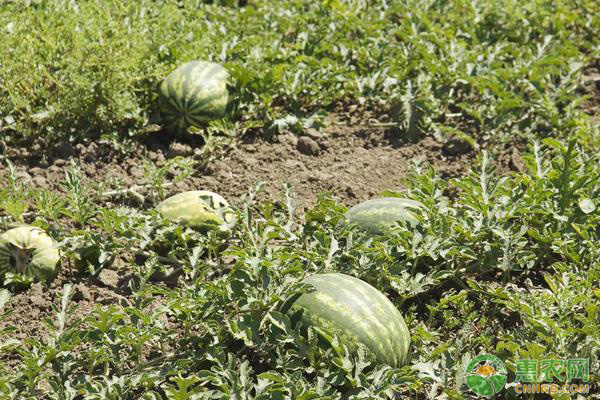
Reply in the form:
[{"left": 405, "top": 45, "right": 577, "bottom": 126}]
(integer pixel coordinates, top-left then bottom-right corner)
[
  {"left": 159, "top": 61, "right": 229, "bottom": 131},
  {"left": 156, "top": 190, "right": 235, "bottom": 235},
  {"left": 288, "top": 273, "right": 411, "bottom": 367},
  {"left": 0, "top": 226, "right": 60, "bottom": 283},
  {"left": 345, "top": 197, "right": 424, "bottom": 234}
]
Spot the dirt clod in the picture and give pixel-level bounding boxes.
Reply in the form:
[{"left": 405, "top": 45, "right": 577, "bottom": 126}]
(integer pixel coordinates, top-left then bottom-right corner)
[
  {"left": 53, "top": 158, "right": 67, "bottom": 167},
  {"left": 29, "top": 283, "right": 46, "bottom": 307},
  {"left": 167, "top": 142, "right": 194, "bottom": 158},
  {"left": 55, "top": 143, "right": 75, "bottom": 159},
  {"left": 32, "top": 176, "right": 48, "bottom": 187},
  {"left": 97, "top": 269, "right": 120, "bottom": 289},
  {"left": 73, "top": 283, "right": 93, "bottom": 302},
  {"left": 304, "top": 128, "right": 322, "bottom": 141},
  {"left": 442, "top": 137, "right": 472, "bottom": 156},
  {"left": 297, "top": 136, "right": 321, "bottom": 155},
  {"left": 278, "top": 133, "right": 298, "bottom": 147}
]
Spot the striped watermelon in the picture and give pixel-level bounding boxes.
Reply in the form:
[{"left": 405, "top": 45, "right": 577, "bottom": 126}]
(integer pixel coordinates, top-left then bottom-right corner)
[
  {"left": 156, "top": 190, "right": 236, "bottom": 235},
  {"left": 345, "top": 197, "right": 424, "bottom": 234},
  {"left": 0, "top": 226, "right": 60, "bottom": 283},
  {"left": 159, "top": 61, "right": 229, "bottom": 131},
  {"left": 289, "top": 273, "right": 411, "bottom": 367}
]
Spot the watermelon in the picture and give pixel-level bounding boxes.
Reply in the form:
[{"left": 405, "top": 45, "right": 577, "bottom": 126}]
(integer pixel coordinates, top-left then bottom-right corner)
[
  {"left": 345, "top": 197, "right": 424, "bottom": 234},
  {"left": 0, "top": 226, "right": 60, "bottom": 283},
  {"left": 159, "top": 61, "right": 230, "bottom": 131},
  {"left": 156, "top": 190, "right": 235, "bottom": 235},
  {"left": 289, "top": 273, "right": 410, "bottom": 367}
]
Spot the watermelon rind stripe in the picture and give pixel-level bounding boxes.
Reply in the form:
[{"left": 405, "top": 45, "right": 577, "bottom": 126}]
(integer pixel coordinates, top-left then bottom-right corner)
[
  {"left": 166, "top": 77, "right": 184, "bottom": 110},
  {"left": 183, "top": 114, "right": 192, "bottom": 128},
  {"left": 345, "top": 197, "right": 424, "bottom": 234},
  {"left": 187, "top": 92, "right": 226, "bottom": 113},
  {"left": 159, "top": 60, "right": 230, "bottom": 131},
  {"left": 163, "top": 89, "right": 183, "bottom": 112},
  {"left": 192, "top": 62, "right": 226, "bottom": 83},
  {"left": 327, "top": 275, "right": 401, "bottom": 365},
  {"left": 300, "top": 289, "right": 391, "bottom": 364},
  {"left": 181, "top": 63, "right": 197, "bottom": 110},
  {"left": 187, "top": 97, "right": 228, "bottom": 120},
  {"left": 0, "top": 245, "right": 10, "bottom": 277},
  {"left": 291, "top": 273, "right": 410, "bottom": 367}
]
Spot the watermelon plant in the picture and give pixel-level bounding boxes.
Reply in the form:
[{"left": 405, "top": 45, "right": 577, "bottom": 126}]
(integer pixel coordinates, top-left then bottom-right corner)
[
  {"left": 159, "top": 61, "right": 230, "bottom": 132},
  {"left": 288, "top": 273, "right": 411, "bottom": 368},
  {"left": 0, "top": 0, "right": 599, "bottom": 397},
  {"left": 345, "top": 198, "right": 424, "bottom": 234},
  {"left": 0, "top": 226, "right": 60, "bottom": 285},
  {"left": 156, "top": 190, "right": 236, "bottom": 235}
]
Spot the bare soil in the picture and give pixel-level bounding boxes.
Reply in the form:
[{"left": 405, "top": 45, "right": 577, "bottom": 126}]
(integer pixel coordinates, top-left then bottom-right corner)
[{"left": 581, "top": 59, "right": 600, "bottom": 123}]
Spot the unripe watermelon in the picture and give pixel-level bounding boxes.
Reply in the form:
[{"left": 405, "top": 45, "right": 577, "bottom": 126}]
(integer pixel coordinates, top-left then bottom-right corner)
[
  {"left": 156, "top": 190, "right": 235, "bottom": 235},
  {"left": 159, "top": 61, "right": 229, "bottom": 131},
  {"left": 289, "top": 273, "right": 411, "bottom": 367},
  {"left": 345, "top": 197, "right": 424, "bottom": 234},
  {"left": 0, "top": 226, "right": 60, "bottom": 283}
]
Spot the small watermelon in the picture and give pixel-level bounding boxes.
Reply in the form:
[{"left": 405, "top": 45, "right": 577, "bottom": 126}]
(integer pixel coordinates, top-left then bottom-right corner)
[
  {"left": 345, "top": 197, "right": 424, "bottom": 234},
  {"left": 0, "top": 226, "right": 60, "bottom": 284},
  {"left": 159, "top": 61, "right": 230, "bottom": 131},
  {"left": 288, "top": 273, "right": 411, "bottom": 367},
  {"left": 156, "top": 190, "right": 235, "bottom": 235}
]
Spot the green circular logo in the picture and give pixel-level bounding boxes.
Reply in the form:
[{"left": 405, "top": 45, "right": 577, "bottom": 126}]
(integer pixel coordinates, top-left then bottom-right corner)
[{"left": 464, "top": 354, "right": 507, "bottom": 396}]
